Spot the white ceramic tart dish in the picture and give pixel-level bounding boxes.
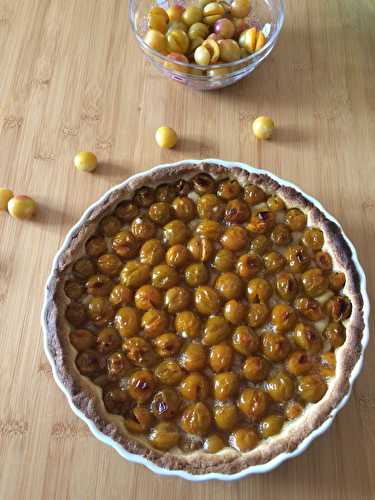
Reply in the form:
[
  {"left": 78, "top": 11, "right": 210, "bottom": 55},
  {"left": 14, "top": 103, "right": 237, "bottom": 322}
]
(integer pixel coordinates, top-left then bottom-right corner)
[{"left": 42, "top": 159, "right": 369, "bottom": 481}]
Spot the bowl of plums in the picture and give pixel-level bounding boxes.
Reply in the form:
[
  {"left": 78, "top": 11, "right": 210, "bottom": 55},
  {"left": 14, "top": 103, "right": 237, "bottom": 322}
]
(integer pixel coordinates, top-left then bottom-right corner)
[{"left": 129, "top": 0, "right": 285, "bottom": 90}]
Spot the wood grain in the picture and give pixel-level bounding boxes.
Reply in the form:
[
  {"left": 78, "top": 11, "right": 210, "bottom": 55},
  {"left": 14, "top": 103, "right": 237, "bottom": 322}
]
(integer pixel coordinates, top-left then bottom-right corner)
[{"left": 0, "top": 0, "right": 374, "bottom": 499}]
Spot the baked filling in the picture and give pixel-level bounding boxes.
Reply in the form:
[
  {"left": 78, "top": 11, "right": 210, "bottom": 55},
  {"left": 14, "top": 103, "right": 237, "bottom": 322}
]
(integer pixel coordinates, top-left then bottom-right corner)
[{"left": 63, "top": 172, "right": 352, "bottom": 455}]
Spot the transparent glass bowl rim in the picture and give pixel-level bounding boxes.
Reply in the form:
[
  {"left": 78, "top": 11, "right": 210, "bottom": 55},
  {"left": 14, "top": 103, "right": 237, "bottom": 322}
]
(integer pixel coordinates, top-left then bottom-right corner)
[{"left": 128, "top": 0, "right": 285, "bottom": 73}]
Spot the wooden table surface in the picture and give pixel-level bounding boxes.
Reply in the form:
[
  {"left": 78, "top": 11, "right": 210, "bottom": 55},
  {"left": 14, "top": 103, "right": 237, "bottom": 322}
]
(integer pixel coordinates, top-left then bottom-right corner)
[{"left": 0, "top": 0, "right": 374, "bottom": 499}]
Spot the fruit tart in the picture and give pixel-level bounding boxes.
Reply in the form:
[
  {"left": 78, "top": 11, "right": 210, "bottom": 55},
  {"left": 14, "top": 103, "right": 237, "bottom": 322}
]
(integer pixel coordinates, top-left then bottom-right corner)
[{"left": 43, "top": 160, "right": 368, "bottom": 478}]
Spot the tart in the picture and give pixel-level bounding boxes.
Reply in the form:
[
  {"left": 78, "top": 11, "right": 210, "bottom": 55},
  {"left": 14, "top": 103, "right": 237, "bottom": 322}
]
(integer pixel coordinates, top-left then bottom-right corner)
[{"left": 43, "top": 161, "right": 368, "bottom": 477}]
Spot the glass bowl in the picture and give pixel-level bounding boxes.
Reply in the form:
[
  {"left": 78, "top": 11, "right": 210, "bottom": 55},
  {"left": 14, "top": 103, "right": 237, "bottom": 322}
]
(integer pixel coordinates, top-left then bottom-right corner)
[{"left": 129, "top": 0, "right": 285, "bottom": 90}]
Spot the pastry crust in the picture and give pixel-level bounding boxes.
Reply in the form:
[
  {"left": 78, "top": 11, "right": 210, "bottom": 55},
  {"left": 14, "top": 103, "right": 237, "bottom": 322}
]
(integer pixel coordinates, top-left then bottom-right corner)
[{"left": 43, "top": 161, "right": 366, "bottom": 475}]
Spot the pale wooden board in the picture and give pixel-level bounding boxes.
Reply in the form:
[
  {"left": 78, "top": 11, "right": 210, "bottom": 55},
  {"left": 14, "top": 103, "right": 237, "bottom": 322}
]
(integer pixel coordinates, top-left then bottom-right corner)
[{"left": 0, "top": 0, "right": 374, "bottom": 498}]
